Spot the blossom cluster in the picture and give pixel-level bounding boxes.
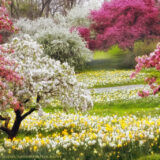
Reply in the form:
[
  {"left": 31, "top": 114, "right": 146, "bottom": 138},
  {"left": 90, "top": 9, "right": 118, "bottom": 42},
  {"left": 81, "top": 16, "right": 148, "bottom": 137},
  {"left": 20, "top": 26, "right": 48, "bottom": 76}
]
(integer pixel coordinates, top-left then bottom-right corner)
[
  {"left": 15, "top": 18, "right": 55, "bottom": 38},
  {"left": 0, "top": 1, "right": 22, "bottom": 111},
  {"left": 131, "top": 43, "right": 160, "bottom": 97},
  {"left": 2, "top": 35, "right": 93, "bottom": 112}
]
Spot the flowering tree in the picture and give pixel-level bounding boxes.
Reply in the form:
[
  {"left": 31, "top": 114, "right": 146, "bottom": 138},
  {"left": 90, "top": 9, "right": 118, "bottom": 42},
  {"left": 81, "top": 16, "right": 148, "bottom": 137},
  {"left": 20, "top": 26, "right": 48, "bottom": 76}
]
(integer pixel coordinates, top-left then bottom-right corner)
[
  {"left": 0, "top": 1, "right": 93, "bottom": 139},
  {"left": 0, "top": 0, "right": 25, "bottom": 139},
  {"left": 0, "top": 0, "right": 17, "bottom": 43},
  {"left": 77, "top": 0, "right": 160, "bottom": 50},
  {"left": 131, "top": 43, "right": 160, "bottom": 97},
  {"left": 0, "top": 35, "right": 93, "bottom": 139}
]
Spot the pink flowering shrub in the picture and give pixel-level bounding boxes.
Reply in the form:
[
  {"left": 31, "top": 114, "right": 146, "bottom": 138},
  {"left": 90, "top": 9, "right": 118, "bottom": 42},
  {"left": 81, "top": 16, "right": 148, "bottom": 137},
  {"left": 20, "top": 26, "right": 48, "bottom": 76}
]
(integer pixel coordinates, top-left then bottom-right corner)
[
  {"left": 131, "top": 43, "right": 160, "bottom": 97},
  {"left": 0, "top": 1, "right": 22, "bottom": 111},
  {"left": 77, "top": 0, "right": 160, "bottom": 50},
  {"left": 77, "top": 27, "right": 90, "bottom": 42},
  {"left": 0, "top": 1, "right": 17, "bottom": 43}
]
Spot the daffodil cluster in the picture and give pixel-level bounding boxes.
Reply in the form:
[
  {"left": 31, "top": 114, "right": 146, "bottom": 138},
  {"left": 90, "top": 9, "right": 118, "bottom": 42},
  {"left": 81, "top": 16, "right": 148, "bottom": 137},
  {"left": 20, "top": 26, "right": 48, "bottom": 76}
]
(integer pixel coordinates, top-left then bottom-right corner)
[
  {"left": 77, "top": 70, "right": 147, "bottom": 88},
  {"left": 1, "top": 112, "right": 160, "bottom": 159},
  {"left": 92, "top": 86, "right": 154, "bottom": 103}
]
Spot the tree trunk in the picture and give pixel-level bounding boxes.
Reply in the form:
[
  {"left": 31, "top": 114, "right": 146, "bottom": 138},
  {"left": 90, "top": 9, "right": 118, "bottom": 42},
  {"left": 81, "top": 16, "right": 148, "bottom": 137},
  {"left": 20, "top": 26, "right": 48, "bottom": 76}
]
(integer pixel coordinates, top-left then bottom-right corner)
[
  {"left": 39, "top": 0, "right": 51, "bottom": 17},
  {"left": 0, "top": 108, "right": 37, "bottom": 140},
  {"left": 8, "top": 110, "right": 22, "bottom": 139}
]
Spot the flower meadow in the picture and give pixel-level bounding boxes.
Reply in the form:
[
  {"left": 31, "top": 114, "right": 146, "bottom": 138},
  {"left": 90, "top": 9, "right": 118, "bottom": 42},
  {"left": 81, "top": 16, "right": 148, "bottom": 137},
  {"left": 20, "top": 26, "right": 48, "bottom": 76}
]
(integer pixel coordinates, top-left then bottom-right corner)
[
  {"left": 1, "top": 112, "right": 160, "bottom": 160},
  {"left": 92, "top": 86, "right": 152, "bottom": 103},
  {"left": 1, "top": 67, "right": 160, "bottom": 159},
  {"left": 77, "top": 70, "right": 147, "bottom": 88}
]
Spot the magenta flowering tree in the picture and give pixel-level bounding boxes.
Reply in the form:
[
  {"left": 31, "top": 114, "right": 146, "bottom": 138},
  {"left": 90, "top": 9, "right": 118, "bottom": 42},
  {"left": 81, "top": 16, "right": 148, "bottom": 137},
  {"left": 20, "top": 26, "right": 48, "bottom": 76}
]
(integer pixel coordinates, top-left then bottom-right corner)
[
  {"left": 76, "top": 27, "right": 90, "bottom": 44},
  {"left": 77, "top": 0, "right": 160, "bottom": 50},
  {"left": 131, "top": 43, "right": 160, "bottom": 97}
]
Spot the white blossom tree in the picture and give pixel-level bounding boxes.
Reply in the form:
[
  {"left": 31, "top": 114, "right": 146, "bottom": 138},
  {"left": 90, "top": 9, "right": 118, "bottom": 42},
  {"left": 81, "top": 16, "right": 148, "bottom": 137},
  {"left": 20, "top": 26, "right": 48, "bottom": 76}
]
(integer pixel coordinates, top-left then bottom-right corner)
[{"left": 0, "top": 34, "right": 93, "bottom": 139}]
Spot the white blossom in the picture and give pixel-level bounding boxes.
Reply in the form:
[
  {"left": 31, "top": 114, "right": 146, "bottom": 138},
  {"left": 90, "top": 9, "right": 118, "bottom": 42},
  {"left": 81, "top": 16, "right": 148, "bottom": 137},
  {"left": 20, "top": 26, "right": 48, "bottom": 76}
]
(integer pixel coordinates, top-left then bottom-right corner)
[{"left": 1, "top": 35, "right": 93, "bottom": 112}]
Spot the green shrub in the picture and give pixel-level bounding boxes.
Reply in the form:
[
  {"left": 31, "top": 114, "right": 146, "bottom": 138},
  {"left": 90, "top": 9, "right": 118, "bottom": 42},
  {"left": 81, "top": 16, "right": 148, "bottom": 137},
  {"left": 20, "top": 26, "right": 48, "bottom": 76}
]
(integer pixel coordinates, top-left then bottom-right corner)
[{"left": 37, "top": 28, "right": 92, "bottom": 70}]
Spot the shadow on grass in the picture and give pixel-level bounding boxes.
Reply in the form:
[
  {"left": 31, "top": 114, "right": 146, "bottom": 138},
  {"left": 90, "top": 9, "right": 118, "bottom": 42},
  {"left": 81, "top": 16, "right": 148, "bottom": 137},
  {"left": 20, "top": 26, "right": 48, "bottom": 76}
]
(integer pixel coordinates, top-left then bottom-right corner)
[
  {"left": 85, "top": 59, "right": 121, "bottom": 71},
  {"left": 84, "top": 57, "right": 135, "bottom": 72}
]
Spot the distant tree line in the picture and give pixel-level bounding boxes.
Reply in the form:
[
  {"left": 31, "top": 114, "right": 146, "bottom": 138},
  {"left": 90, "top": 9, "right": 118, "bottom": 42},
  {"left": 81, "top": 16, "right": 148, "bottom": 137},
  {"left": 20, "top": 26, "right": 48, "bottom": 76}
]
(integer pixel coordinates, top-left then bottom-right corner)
[{"left": 0, "top": 0, "right": 88, "bottom": 19}]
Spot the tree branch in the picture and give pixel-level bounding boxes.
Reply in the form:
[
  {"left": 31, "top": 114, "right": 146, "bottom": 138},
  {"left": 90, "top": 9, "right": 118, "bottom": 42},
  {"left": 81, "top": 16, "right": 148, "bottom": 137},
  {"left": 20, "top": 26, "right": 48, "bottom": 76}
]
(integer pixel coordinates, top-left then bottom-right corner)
[
  {"left": 39, "top": 0, "right": 52, "bottom": 16},
  {"left": 23, "top": 99, "right": 30, "bottom": 104},
  {"left": 21, "top": 108, "right": 38, "bottom": 120}
]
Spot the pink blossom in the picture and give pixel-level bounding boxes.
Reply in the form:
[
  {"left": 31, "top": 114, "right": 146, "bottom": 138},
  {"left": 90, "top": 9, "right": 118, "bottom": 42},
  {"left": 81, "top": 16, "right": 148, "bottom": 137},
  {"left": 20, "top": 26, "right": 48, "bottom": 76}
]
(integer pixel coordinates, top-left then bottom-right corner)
[
  {"left": 153, "top": 86, "right": 160, "bottom": 95},
  {"left": 132, "top": 41, "right": 160, "bottom": 97},
  {"left": 0, "top": 1, "right": 23, "bottom": 111},
  {"left": 138, "top": 90, "right": 150, "bottom": 97}
]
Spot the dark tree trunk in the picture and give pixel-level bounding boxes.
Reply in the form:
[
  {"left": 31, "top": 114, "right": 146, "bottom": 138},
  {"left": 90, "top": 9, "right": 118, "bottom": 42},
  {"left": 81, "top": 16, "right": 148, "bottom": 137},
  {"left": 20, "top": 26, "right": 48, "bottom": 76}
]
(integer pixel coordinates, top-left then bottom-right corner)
[
  {"left": 0, "top": 108, "right": 37, "bottom": 140},
  {"left": 39, "top": 0, "right": 51, "bottom": 17},
  {"left": 8, "top": 110, "right": 22, "bottom": 139}
]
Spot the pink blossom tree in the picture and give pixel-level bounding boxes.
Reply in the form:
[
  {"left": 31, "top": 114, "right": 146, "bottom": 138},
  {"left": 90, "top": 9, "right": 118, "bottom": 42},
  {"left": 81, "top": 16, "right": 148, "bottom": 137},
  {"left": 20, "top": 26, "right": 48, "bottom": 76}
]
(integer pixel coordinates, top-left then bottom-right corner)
[
  {"left": 77, "top": 0, "right": 160, "bottom": 50},
  {"left": 0, "top": 1, "right": 26, "bottom": 139},
  {"left": 131, "top": 43, "right": 160, "bottom": 97}
]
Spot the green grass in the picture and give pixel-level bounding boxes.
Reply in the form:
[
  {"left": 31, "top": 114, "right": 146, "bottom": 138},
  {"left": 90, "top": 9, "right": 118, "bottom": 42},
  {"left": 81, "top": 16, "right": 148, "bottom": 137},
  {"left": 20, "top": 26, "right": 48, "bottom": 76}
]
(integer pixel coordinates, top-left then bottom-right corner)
[
  {"left": 89, "top": 98, "right": 160, "bottom": 117},
  {"left": 93, "top": 51, "right": 111, "bottom": 60},
  {"left": 84, "top": 46, "right": 128, "bottom": 71},
  {"left": 84, "top": 47, "right": 125, "bottom": 71},
  {"left": 85, "top": 59, "right": 120, "bottom": 71},
  {"left": 42, "top": 97, "right": 160, "bottom": 117},
  {"left": 138, "top": 154, "right": 160, "bottom": 160},
  {"left": 93, "top": 46, "right": 124, "bottom": 60},
  {"left": 89, "top": 80, "right": 145, "bottom": 88}
]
